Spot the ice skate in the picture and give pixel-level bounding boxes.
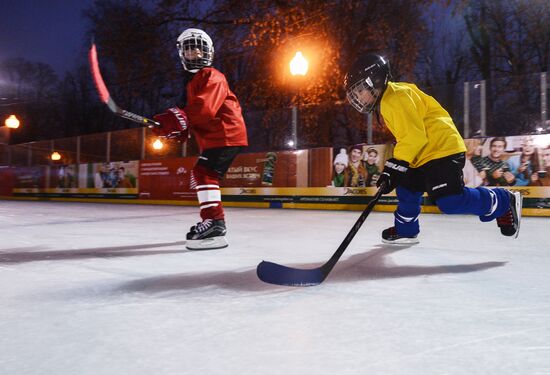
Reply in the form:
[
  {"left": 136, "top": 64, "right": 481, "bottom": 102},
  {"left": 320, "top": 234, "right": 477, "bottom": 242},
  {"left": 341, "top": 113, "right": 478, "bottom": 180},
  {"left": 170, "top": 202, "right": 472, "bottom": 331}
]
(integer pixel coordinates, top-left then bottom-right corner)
[
  {"left": 496, "top": 191, "right": 522, "bottom": 238},
  {"left": 186, "top": 219, "right": 228, "bottom": 250},
  {"left": 381, "top": 226, "right": 419, "bottom": 244}
]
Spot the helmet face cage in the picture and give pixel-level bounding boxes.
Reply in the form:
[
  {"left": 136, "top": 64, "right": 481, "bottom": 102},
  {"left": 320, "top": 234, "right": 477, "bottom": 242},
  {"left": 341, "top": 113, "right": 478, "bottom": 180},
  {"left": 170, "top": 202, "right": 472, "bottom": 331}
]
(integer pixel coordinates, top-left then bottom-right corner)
[
  {"left": 344, "top": 54, "right": 390, "bottom": 113},
  {"left": 177, "top": 33, "right": 214, "bottom": 72},
  {"left": 346, "top": 78, "right": 380, "bottom": 114}
]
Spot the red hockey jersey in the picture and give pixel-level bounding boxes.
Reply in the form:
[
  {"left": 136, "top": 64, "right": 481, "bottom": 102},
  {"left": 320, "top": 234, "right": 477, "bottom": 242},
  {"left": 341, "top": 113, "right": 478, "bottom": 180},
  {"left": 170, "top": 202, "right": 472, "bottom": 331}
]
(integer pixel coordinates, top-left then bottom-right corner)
[{"left": 184, "top": 67, "right": 248, "bottom": 151}]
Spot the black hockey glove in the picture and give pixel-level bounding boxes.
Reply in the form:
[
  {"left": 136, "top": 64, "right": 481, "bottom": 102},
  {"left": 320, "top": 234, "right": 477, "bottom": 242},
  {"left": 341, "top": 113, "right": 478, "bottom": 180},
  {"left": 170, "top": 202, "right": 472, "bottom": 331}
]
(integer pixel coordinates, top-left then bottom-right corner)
[{"left": 376, "top": 158, "right": 409, "bottom": 194}]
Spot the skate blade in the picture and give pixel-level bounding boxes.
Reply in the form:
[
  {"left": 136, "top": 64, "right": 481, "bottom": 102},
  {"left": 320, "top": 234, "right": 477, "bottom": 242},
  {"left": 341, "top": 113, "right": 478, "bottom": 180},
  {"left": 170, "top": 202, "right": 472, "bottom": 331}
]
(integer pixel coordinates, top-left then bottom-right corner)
[
  {"left": 186, "top": 236, "right": 228, "bottom": 251},
  {"left": 381, "top": 237, "right": 419, "bottom": 245},
  {"left": 513, "top": 191, "right": 523, "bottom": 239}
]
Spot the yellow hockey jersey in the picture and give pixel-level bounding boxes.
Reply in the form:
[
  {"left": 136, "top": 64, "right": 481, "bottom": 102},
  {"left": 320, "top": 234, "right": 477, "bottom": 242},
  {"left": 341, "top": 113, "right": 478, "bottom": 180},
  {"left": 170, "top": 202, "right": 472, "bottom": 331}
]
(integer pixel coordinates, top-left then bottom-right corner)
[{"left": 379, "top": 81, "right": 466, "bottom": 168}]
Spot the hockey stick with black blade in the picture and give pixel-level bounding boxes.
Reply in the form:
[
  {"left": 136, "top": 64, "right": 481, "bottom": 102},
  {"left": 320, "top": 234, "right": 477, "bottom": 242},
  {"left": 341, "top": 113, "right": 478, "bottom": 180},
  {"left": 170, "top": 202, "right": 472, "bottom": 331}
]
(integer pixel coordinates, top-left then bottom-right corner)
[
  {"left": 88, "top": 43, "right": 161, "bottom": 129},
  {"left": 256, "top": 183, "right": 386, "bottom": 286}
]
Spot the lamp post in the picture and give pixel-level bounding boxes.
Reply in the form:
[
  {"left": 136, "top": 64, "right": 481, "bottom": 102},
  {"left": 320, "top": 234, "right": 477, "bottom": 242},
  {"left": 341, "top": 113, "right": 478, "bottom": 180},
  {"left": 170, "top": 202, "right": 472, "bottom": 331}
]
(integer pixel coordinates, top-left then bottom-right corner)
[
  {"left": 2, "top": 115, "right": 22, "bottom": 165},
  {"left": 289, "top": 51, "right": 308, "bottom": 149}
]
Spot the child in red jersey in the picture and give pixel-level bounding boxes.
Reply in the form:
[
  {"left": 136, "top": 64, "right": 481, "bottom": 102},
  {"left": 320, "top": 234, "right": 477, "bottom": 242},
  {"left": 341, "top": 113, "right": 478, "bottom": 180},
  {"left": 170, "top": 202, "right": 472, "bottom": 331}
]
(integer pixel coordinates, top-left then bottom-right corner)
[{"left": 153, "top": 28, "right": 248, "bottom": 250}]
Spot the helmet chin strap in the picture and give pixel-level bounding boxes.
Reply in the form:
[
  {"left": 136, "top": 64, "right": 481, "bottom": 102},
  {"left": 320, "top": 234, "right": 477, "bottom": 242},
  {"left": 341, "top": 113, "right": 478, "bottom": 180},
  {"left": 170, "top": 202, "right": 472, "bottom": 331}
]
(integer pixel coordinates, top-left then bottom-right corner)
[{"left": 182, "top": 63, "right": 200, "bottom": 73}]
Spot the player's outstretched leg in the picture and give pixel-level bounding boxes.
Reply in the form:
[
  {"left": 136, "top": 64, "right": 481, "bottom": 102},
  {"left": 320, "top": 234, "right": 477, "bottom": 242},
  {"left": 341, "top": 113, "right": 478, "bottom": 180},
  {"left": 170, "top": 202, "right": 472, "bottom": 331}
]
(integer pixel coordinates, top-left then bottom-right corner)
[
  {"left": 437, "top": 187, "right": 522, "bottom": 238},
  {"left": 382, "top": 186, "right": 422, "bottom": 244}
]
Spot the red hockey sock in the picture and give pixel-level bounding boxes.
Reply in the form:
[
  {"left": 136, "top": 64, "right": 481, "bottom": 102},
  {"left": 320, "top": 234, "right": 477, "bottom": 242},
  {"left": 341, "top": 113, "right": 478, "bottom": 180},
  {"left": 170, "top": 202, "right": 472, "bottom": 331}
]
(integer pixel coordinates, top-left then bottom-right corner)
[{"left": 192, "top": 164, "right": 224, "bottom": 220}]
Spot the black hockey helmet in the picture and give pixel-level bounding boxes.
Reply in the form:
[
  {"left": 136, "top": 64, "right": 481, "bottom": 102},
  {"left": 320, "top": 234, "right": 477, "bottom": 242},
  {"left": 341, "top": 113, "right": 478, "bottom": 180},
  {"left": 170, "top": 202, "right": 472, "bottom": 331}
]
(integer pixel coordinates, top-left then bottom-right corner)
[{"left": 344, "top": 53, "right": 391, "bottom": 113}]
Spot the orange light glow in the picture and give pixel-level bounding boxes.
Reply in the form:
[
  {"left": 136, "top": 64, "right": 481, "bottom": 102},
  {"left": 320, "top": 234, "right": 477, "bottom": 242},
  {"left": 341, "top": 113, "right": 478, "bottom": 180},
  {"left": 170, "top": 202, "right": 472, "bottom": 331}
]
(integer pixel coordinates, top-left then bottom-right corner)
[
  {"left": 153, "top": 139, "right": 164, "bottom": 150},
  {"left": 290, "top": 51, "right": 309, "bottom": 76},
  {"left": 5, "top": 114, "right": 20, "bottom": 129}
]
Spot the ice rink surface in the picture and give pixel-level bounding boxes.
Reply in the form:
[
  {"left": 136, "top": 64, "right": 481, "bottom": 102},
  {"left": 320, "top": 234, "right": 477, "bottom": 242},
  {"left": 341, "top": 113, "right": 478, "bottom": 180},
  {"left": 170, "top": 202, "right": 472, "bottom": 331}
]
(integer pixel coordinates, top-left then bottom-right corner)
[{"left": 1, "top": 200, "right": 550, "bottom": 375}]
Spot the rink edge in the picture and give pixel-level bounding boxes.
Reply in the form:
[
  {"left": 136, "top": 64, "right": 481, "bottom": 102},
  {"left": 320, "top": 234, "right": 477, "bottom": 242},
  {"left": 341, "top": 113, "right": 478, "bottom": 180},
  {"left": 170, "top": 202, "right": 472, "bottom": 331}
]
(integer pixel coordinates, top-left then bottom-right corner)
[{"left": 1, "top": 195, "right": 548, "bottom": 217}]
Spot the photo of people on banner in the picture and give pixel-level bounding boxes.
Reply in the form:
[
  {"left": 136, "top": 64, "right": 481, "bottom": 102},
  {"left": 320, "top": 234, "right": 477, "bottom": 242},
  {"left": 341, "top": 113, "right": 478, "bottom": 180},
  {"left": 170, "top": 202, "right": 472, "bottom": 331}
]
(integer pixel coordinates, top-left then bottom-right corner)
[
  {"left": 331, "top": 144, "right": 388, "bottom": 187},
  {"left": 331, "top": 135, "right": 550, "bottom": 188},
  {"left": 53, "top": 165, "right": 77, "bottom": 188},
  {"left": 88, "top": 161, "right": 138, "bottom": 189},
  {"left": 14, "top": 166, "right": 45, "bottom": 189},
  {"left": 465, "top": 135, "right": 550, "bottom": 187}
]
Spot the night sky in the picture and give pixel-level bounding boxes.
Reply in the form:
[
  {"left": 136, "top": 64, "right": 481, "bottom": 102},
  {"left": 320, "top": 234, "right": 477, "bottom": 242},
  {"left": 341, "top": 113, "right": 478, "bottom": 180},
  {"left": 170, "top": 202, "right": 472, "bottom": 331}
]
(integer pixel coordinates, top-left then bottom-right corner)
[
  {"left": 0, "top": 0, "right": 95, "bottom": 76},
  {"left": 0, "top": 1, "right": 460, "bottom": 79}
]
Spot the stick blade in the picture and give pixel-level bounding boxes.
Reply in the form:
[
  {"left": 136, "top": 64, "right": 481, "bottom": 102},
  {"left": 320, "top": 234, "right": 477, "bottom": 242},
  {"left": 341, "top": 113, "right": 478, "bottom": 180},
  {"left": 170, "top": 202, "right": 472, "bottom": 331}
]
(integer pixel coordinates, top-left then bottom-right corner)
[
  {"left": 256, "top": 261, "right": 326, "bottom": 286},
  {"left": 88, "top": 43, "right": 111, "bottom": 104}
]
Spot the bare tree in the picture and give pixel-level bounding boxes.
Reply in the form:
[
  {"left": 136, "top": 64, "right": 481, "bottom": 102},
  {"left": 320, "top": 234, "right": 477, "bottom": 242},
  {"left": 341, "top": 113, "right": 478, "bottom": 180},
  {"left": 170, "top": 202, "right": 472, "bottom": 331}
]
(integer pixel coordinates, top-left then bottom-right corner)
[{"left": 461, "top": 0, "right": 550, "bottom": 135}]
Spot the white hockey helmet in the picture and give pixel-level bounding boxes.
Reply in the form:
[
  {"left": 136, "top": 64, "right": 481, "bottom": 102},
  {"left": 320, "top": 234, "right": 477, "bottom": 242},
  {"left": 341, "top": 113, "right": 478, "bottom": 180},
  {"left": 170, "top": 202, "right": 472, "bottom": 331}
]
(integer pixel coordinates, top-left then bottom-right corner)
[{"left": 176, "top": 28, "right": 214, "bottom": 73}]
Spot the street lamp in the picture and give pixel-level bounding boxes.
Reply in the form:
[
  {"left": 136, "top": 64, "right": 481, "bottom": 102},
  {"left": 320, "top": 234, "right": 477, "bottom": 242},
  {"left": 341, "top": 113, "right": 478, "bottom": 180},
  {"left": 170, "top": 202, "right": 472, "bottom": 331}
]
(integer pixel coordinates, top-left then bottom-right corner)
[
  {"left": 152, "top": 138, "right": 164, "bottom": 150},
  {"left": 4, "top": 114, "right": 20, "bottom": 129},
  {"left": 1, "top": 115, "right": 21, "bottom": 164},
  {"left": 289, "top": 51, "right": 309, "bottom": 149},
  {"left": 290, "top": 51, "right": 308, "bottom": 76},
  {"left": 51, "top": 151, "right": 62, "bottom": 161}
]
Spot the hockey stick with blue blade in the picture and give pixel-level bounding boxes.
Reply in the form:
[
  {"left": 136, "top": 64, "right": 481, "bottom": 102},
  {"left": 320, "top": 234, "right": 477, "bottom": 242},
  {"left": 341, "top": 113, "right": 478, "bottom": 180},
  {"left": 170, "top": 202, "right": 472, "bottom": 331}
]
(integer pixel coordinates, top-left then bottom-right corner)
[{"left": 256, "top": 183, "right": 386, "bottom": 286}]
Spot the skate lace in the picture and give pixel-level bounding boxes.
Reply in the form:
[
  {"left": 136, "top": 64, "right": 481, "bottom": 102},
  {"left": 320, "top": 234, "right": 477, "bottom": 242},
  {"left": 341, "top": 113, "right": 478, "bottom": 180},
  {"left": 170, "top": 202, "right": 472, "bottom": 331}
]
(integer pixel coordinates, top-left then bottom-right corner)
[
  {"left": 196, "top": 219, "right": 213, "bottom": 233},
  {"left": 496, "top": 209, "right": 513, "bottom": 226}
]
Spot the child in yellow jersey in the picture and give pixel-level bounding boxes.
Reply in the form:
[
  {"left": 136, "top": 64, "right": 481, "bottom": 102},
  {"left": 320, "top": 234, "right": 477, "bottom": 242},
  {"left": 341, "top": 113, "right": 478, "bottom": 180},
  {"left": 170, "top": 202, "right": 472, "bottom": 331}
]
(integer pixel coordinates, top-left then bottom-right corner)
[{"left": 344, "top": 54, "right": 522, "bottom": 243}]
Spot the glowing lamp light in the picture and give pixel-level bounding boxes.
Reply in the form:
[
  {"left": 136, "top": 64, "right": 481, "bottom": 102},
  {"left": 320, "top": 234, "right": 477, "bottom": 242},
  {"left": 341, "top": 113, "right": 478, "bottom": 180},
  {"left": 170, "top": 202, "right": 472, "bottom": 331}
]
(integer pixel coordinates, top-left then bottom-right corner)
[
  {"left": 153, "top": 138, "right": 164, "bottom": 150},
  {"left": 289, "top": 51, "right": 309, "bottom": 76},
  {"left": 287, "top": 140, "right": 295, "bottom": 147},
  {"left": 51, "top": 152, "right": 62, "bottom": 161},
  {"left": 5, "top": 114, "right": 20, "bottom": 129}
]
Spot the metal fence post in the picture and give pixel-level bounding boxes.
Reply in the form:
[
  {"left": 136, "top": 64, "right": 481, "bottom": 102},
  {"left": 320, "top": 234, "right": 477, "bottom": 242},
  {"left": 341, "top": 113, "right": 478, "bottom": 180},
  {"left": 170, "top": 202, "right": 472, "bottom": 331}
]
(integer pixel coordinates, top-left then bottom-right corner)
[
  {"left": 141, "top": 127, "right": 146, "bottom": 160},
  {"left": 463, "top": 81, "right": 470, "bottom": 138},
  {"left": 106, "top": 131, "right": 111, "bottom": 163},
  {"left": 480, "top": 80, "right": 486, "bottom": 137},
  {"left": 291, "top": 105, "right": 298, "bottom": 149},
  {"left": 367, "top": 112, "right": 373, "bottom": 144},
  {"left": 542, "top": 72, "right": 547, "bottom": 130},
  {"left": 76, "top": 136, "right": 81, "bottom": 165}
]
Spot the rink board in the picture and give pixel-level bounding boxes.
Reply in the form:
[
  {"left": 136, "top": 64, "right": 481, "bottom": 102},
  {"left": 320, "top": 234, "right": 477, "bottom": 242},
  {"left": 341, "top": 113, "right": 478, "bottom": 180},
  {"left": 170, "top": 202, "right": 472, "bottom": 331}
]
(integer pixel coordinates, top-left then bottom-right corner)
[
  {"left": 2, "top": 134, "right": 550, "bottom": 216},
  {"left": 3, "top": 186, "right": 550, "bottom": 217}
]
